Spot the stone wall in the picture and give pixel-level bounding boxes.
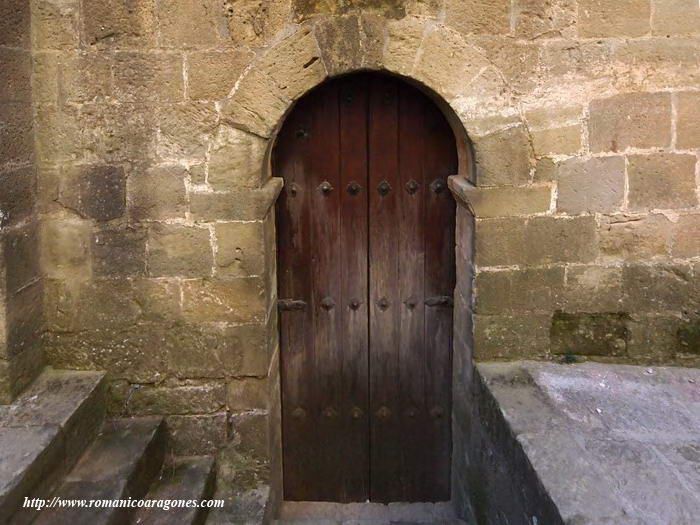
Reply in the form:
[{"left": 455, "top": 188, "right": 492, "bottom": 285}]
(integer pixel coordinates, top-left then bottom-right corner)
[
  {"left": 24, "top": 0, "right": 700, "bottom": 516},
  {"left": 0, "top": 0, "right": 44, "bottom": 403}
]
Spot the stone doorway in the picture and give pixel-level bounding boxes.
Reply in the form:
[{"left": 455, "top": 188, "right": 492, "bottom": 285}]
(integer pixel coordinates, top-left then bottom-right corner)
[{"left": 273, "top": 72, "right": 459, "bottom": 504}]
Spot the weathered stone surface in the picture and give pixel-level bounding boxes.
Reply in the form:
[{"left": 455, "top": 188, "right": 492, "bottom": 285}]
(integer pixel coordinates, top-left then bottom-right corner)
[
  {"left": 181, "top": 278, "right": 266, "bottom": 323},
  {"left": 475, "top": 267, "right": 564, "bottom": 314},
  {"left": 628, "top": 153, "right": 697, "bottom": 211},
  {"left": 128, "top": 383, "right": 225, "bottom": 416},
  {"left": 208, "top": 127, "right": 268, "bottom": 190},
  {"left": 82, "top": 0, "right": 156, "bottom": 48},
  {"left": 382, "top": 16, "right": 425, "bottom": 76},
  {"left": 187, "top": 50, "right": 253, "bottom": 101},
  {"left": 623, "top": 264, "right": 696, "bottom": 313},
  {"left": 651, "top": 0, "right": 700, "bottom": 36},
  {"left": 228, "top": 379, "right": 269, "bottom": 411},
  {"left": 92, "top": 227, "right": 146, "bottom": 277},
  {"left": 551, "top": 312, "right": 629, "bottom": 356},
  {"left": 3, "top": 222, "right": 40, "bottom": 294},
  {"left": 476, "top": 216, "right": 598, "bottom": 267},
  {"left": 561, "top": 265, "right": 624, "bottom": 312},
  {"left": 672, "top": 214, "right": 700, "bottom": 258},
  {"left": 128, "top": 165, "right": 187, "bottom": 221},
  {"left": 599, "top": 213, "right": 673, "bottom": 261},
  {"left": 0, "top": 345, "right": 45, "bottom": 406},
  {"left": 676, "top": 92, "right": 700, "bottom": 149},
  {"left": 578, "top": 0, "right": 651, "bottom": 38},
  {"left": 627, "top": 314, "right": 682, "bottom": 360},
  {"left": 147, "top": 224, "right": 213, "bottom": 278},
  {"left": 292, "top": 0, "right": 405, "bottom": 20},
  {"left": 512, "top": 0, "right": 577, "bottom": 39},
  {"left": 158, "top": 0, "right": 223, "bottom": 48},
  {"left": 40, "top": 218, "right": 92, "bottom": 279},
  {"left": 445, "top": 0, "right": 511, "bottom": 35},
  {"left": 58, "top": 164, "right": 127, "bottom": 222},
  {"left": 6, "top": 280, "right": 44, "bottom": 359},
  {"left": 0, "top": 48, "right": 31, "bottom": 103},
  {"left": 0, "top": 0, "right": 30, "bottom": 49},
  {"left": 225, "top": 0, "right": 291, "bottom": 47},
  {"left": 31, "top": 0, "right": 79, "bottom": 50},
  {"left": 315, "top": 15, "right": 364, "bottom": 76},
  {"left": 0, "top": 166, "right": 36, "bottom": 228},
  {"left": 449, "top": 178, "right": 551, "bottom": 218},
  {"left": 0, "top": 102, "right": 33, "bottom": 165},
  {"left": 678, "top": 318, "right": 700, "bottom": 355},
  {"left": 474, "top": 125, "right": 531, "bottom": 187},
  {"left": 531, "top": 125, "right": 581, "bottom": 156},
  {"left": 112, "top": 52, "right": 183, "bottom": 104},
  {"left": 474, "top": 314, "right": 551, "bottom": 360},
  {"left": 166, "top": 414, "right": 227, "bottom": 455},
  {"left": 157, "top": 103, "right": 218, "bottom": 161},
  {"left": 216, "top": 222, "right": 265, "bottom": 278},
  {"left": 588, "top": 92, "right": 672, "bottom": 152},
  {"left": 190, "top": 177, "right": 283, "bottom": 221},
  {"left": 557, "top": 156, "right": 625, "bottom": 214},
  {"left": 60, "top": 53, "right": 111, "bottom": 104},
  {"left": 230, "top": 411, "right": 269, "bottom": 459}
]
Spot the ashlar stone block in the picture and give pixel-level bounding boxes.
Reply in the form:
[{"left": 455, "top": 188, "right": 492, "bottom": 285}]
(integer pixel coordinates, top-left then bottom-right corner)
[
  {"left": 676, "top": 92, "right": 700, "bottom": 149},
  {"left": 128, "top": 165, "right": 187, "bottom": 221},
  {"left": 215, "top": 222, "right": 266, "bottom": 278},
  {"left": 578, "top": 0, "right": 651, "bottom": 38},
  {"left": 444, "top": 0, "right": 511, "bottom": 35},
  {"left": 651, "top": 0, "right": 700, "bottom": 36},
  {"left": 628, "top": 153, "right": 697, "bottom": 211},
  {"left": 475, "top": 267, "right": 564, "bottom": 315},
  {"left": 181, "top": 278, "right": 267, "bottom": 323},
  {"left": 147, "top": 224, "right": 213, "bottom": 278},
  {"left": 187, "top": 50, "right": 253, "bottom": 101},
  {"left": 599, "top": 213, "right": 673, "bottom": 261},
  {"left": 672, "top": 214, "right": 700, "bottom": 258},
  {"left": 550, "top": 312, "right": 630, "bottom": 357},
  {"left": 82, "top": 0, "right": 157, "bottom": 48},
  {"left": 474, "top": 125, "right": 532, "bottom": 187},
  {"left": 208, "top": 127, "right": 268, "bottom": 190},
  {"left": 557, "top": 156, "right": 625, "bottom": 214}
]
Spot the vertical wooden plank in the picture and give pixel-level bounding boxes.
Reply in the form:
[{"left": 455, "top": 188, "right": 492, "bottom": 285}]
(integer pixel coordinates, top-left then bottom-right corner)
[
  {"left": 275, "top": 95, "right": 318, "bottom": 501},
  {"left": 368, "top": 75, "right": 402, "bottom": 503},
  {"left": 338, "top": 75, "right": 371, "bottom": 502},
  {"left": 396, "top": 83, "right": 428, "bottom": 501},
  {"left": 421, "top": 98, "right": 458, "bottom": 501}
]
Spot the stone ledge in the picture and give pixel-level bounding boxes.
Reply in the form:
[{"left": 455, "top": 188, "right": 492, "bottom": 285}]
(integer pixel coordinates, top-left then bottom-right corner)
[{"left": 448, "top": 175, "right": 551, "bottom": 218}]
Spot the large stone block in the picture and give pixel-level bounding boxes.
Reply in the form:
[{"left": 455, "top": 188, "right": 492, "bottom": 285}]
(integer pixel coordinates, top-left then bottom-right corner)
[
  {"left": 166, "top": 414, "right": 227, "bottom": 455},
  {"left": 578, "top": 0, "right": 651, "bottom": 37},
  {"left": 131, "top": 279, "right": 182, "bottom": 322},
  {"left": 60, "top": 53, "right": 111, "bottom": 104},
  {"left": 448, "top": 178, "right": 552, "bottom": 218},
  {"left": 0, "top": 166, "right": 36, "bottom": 228},
  {"left": 474, "top": 125, "right": 531, "bottom": 187},
  {"left": 157, "top": 103, "right": 218, "bottom": 161},
  {"left": 74, "top": 280, "right": 143, "bottom": 330},
  {"left": 676, "top": 92, "right": 700, "bottom": 149},
  {"left": 314, "top": 15, "right": 365, "bottom": 77},
  {"left": 382, "top": 16, "right": 425, "bottom": 76},
  {"left": 40, "top": 218, "right": 92, "bottom": 279},
  {"left": 229, "top": 411, "right": 269, "bottom": 459},
  {"left": 531, "top": 125, "right": 582, "bottom": 157},
  {"left": 208, "top": 127, "right": 268, "bottom": 190},
  {"left": 445, "top": 0, "right": 511, "bottom": 35},
  {"left": 182, "top": 278, "right": 266, "bottom": 323},
  {"left": 0, "top": 48, "right": 31, "bottom": 103},
  {"left": 128, "top": 165, "right": 187, "bottom": 221},
  {"left": 475, "top": 267, "right": 564, "bottom": 315},
  {"left": 187, "top": 50, "right": 253, "bottom": 101},
  {"left": 3, "top": 222, "right": 41, "bottom": 294},
  {"left": 622, "top": 264, "right": 696, "bottom": 313},
  {"left": 550, "top": 312, "right": 629, "bottom": 357},
  {"left": 627, "top": 154, "right": 697, "bottom": 211},
  {"left": 59, "top": 165, "right": 127, "bottom": 222},
  {"left": 556, "top": 156, "right": 625, "bottom": 214},
  {"left": 512, "top": 0, "right": 577, "bottom": 39},
  {"left": 0, "top": 102, "right": 33, "bottom": 165},
  {"left": 561, "top": 265, "right": 624, "bottom": 312},
  {"left": 147, "top": 224, "right": 213, "bottom": 278},
  {"left": 224, "top": 0, "right": 291, "bottom": 48},
  {"left": 82, "top": 0, "right": 156, "bottom": 48},
  {"left": 215, "top": 222, "right": 265, "bottom": 278},
  {"left": 158, "top": 0, "right": 223, "bottom": 48},
  {"left": 112, "top": 52, "right": 183, "bottom": 103},
  {"left": 599, "top": 214, "right": 673, "bottom": 261},
  {"left": 92, "top": 227, "right": 146, "bottom": 277},
  {"left": 128, "top": 383, "right": 225, "bottom": 416},
  {"left": 627, "top": 314, "right": 681, "bottom": 361},
  {"left": 672, "top": 214, "right": 700, "bottom": 258},
  {"left": 473, "top": 314, "right": 551, "bottom": 360},
  {"left": 588, "top": 92, "right": 671, "bottom": 152},
  {"left": 475, "top": 216, "right": 598, "bottom": 267},
  {"left": 651, "top": 0, "right": 700, "bottom": 36},
  {"left": 31, "top": 0, "right": 79, "bottom": 50},
  {"left": 227, "top": 378, "right": 269, "bottom": 411}
]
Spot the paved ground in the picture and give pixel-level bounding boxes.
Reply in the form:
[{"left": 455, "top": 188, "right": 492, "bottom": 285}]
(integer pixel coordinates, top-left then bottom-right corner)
[
  {"left": 478, "top": 361, "right": 700, "bottom": 525},
  {"left": 276, "top": 501, "right": 465, "bottom": 524}
]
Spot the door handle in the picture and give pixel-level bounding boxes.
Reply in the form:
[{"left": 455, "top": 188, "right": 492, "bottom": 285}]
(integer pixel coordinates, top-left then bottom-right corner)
[
  {"left": 424, "top": 296, "right": 453, "bottom": 307},
  {"left": 278, "top": 299, "right": 307, "bottom": 311}
]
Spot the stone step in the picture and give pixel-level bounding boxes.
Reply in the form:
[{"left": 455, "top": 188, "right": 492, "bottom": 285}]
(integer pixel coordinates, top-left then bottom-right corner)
[
  {"left": 0, "top": 369, "right": 106, "bottom": 524},
  {"left": 33, "top": 416, "right": 166, "bottom": 525},
  {"left": 132, "top": 456, "right": 216, "bottom": 525}
]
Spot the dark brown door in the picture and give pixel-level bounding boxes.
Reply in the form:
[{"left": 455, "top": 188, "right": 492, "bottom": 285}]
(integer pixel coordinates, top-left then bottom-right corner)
[{"left": 274, "top": 73, "right": 457, "bottom": 504}]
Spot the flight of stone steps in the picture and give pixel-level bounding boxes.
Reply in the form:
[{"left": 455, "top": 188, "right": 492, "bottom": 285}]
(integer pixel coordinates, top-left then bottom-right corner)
[{"left": 0, "top": 369, "right": 217, "bottom": 525}]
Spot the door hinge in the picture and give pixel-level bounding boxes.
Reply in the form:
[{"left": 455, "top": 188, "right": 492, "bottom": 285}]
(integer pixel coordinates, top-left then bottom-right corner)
[
  {"left": 425, "top": 296, "right": 454, "bottom": 307},
  {"left": 278, "top": 299, "right": 307, "bottom": 311}
]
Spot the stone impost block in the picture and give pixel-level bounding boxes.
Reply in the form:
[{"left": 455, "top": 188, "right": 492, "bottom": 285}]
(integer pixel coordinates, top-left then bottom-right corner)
[
  {"left": 588, "top": 92, "right": 671, "bottom": 152},
  {"left": 158, "top": 0, "right": 222, "bottom": 48},
  {"left": 622, "top": 264, "right": 696, "bottom": 313},
  {"left": 473, "top": 314, "right": 551, "bottom": 360},
  {"left": 550, "top": 312, "right": 630, "bottom": 357},
  {"left": 599, "top": 214, "right": 673, "bottom": 261},
  {"left": 166, "top": 414, "right": 227, "bottom": 455},
  {"left": 449, "top": 176, "right": 551, "bottom": 218},
  {"left": 148, "top": 224, "right": 213, "bottom": 278},
  {"left": 258, "top": 28, "right": 327, "bottom": 103},
  {"left": 215, "top": 222, "right": 265, "bottom": 278},
  {"left": 182, "top": 278, "right": 266, "bottom": 323},
  {"left": 190, "top": 177, "right": 284, "bottom": 222},
  {"left": 475, "top": 267, "right": 565, "bottom": 315},
  {"left": 651, "top": 0, "right": 700, "bottom": 36},
  {"left": 92, "top": 227, "right": 147, "bottom": 277},
  {"left": 82, "top": 0, "right": 156, "bottom": 48},
  {"left": 208, "top": 127, "right": 269, "bottom": 190},
  {"left": 474, "top": 125, "right": 531, "bottom": 187},
  {"left": 672, "top": 214, "right": 700, "bottom": 258},
  {"left": 676, "top": 92, "right": 700, "bottom": 149},
  {"left": 561, "top": 265, "right": 624, "bottom": 312},
  {"left": 128, "top": 383, "right": 225, "bottom": 416},
  {"left": 557, "top": 156, "right": 625, "bottom": 214},
  {"left": 628, "top": 153, "right": 697, "bottom": 211},
  {"left": 157, "top": 103, "right": 218, "bottom": 161},
  {"left": 128, "top": 165, "right": 187, "bottom": 221},
  {"left": 444, "top": 0, "right": 511, "bottom": 35},
  {"left": 112, "top": 52, "right": 183, "bottom": 104},
  {"left": 578, "top": 0, "right": 651, "bottom": 38},
  {"left": 475, "top": 216, "right": 598, "bottom": 267},
  {"left": 187, "top": 50, "right": 253, "bottom": 101}
]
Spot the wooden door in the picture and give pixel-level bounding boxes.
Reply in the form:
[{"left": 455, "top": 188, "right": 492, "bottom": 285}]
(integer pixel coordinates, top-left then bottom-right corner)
[{"left": 274, "top": 73, "right": 457, "bottom": 504}]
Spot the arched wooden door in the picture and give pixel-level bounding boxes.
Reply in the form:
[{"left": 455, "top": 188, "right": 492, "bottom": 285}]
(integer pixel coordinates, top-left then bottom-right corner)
[{"left": 274, "top": 73, "right": 457, "bottom": 504}]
